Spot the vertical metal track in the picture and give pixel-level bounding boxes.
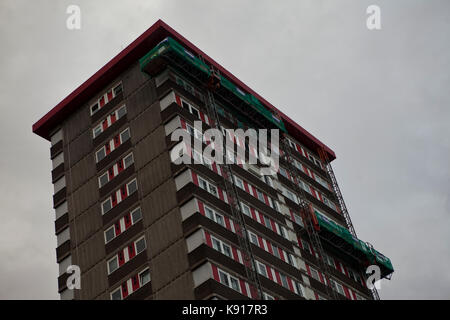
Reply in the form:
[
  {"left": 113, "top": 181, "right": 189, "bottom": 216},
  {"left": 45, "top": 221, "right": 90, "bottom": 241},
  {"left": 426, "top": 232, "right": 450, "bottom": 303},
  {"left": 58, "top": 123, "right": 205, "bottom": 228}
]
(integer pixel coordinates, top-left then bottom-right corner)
[
  {"left": 281, "top": 137, "right": 338, "bottom": 300},
  {"left": 202, "top": 68, "right": 264, "bottom": 299},
  {"left": 318, "top": 148, "right": 356, "bottom": 237},
  {"left": 317, "top": 148, "right": 380, "bottom": 300}
]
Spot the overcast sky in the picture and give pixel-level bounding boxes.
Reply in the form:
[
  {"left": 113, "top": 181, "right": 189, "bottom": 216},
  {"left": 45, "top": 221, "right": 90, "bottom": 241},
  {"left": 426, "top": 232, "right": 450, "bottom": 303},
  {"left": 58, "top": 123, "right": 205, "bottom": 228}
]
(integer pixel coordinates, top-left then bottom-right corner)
[{"left": 0, "top": 0, "right": 449, "bottom": 299}]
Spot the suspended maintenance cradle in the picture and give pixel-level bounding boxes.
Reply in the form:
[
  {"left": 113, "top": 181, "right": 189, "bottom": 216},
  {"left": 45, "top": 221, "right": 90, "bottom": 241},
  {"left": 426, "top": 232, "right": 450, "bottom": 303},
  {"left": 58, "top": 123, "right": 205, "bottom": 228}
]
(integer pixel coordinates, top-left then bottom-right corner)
[{"left": 139, "top": 36, "right": 394, "bottom": 298}]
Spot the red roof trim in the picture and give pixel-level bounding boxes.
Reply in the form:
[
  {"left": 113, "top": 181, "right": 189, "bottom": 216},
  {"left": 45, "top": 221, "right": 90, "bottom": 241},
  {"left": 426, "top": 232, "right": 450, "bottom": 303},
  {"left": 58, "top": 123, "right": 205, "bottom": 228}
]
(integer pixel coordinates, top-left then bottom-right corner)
[{"left": 32, "top": 19, "right": 335, "bottom": 160}]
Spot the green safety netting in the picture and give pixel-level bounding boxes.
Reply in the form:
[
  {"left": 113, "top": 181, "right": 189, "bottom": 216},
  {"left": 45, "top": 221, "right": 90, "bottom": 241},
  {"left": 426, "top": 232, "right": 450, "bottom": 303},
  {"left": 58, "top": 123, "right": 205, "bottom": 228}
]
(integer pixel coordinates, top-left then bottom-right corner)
[
  {"left": 314, "top": 210, "right": 394, "bottom": 276},
  {"left": 139, "top": 37, "right": 287, "bottom": 132}
]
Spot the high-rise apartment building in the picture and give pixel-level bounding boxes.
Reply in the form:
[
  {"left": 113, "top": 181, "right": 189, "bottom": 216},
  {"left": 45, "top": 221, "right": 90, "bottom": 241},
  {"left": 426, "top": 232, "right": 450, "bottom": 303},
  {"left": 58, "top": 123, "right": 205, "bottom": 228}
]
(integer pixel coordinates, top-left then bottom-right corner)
[{"left": 32, "top": 20, "right": 393, "bottom": 300}]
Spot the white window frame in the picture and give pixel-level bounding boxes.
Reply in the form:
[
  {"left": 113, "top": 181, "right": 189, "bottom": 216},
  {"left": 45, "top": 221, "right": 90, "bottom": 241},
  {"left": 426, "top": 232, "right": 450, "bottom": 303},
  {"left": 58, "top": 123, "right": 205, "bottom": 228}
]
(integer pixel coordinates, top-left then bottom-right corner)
[
  {"left": 218, "top": 269, "right": 241, "bottom": 293},
  {"left": 120, "top": 127, "right": 131, "bottom": 143},
  {"left": 256, "top": 261, "right": 268, "bottom": 278},
  {"left": 110, "top": 287, "right": 122, "bottom": 300},
  {"left": 181, "top": 98, "right": 200, "bottom": 119},
  {"left": 211, "top": 236, "right": 232, "bottom": 258},
  {"left": 101, "top": 197, "right": 113, "bottom": 215},
  {"left": 95, "top": 146, "right": 107, "bottom": 163},
  {"left": 310, "top": 267, "right": 321, "bottom": 282},
  {"left": 234, "top": 176, "right": 244, "bottom": 189},
  {"left": 131, "top": 207, "right": 142, "bottom": 224},
  {"left": 198, "top": 177, "right": 218, "bottom": 198},
  {"left": 99, "top": 171, "right": 109, "bottom": 188},
  {"left": 256, "top": 189, "right": 265, "bottom": 202},
  {"left": 248, "top": 231, "right": 259, "bottom": 246},
  {"left": 240, "top": 202, "right": 251, "bottom": 216},
  {"left": 104, "top": 225, "right": 116, "bottom": 244},
  {"left": 280, "top": 273, "right": 289, "bottom": 289},
  {"left": 134, "top": 236, "right": 147, "bottom": 255},
  {"left": 262, "top": 292, "right": 275, "bottom": 300},
  {"left": 204, "top": 205, "right": 225, "bottom": 227},
  {"left": 107, "top": 256, "right": 119, "bottom": 274},
  {"left": 139, "top": 268, "right": 151, "bottom": 287},
  {"left": 126, "top": 178, "right": 138, "bottom": 195},
  {"left": 123, "top": 152, "right": 134, "bottom": 169}
]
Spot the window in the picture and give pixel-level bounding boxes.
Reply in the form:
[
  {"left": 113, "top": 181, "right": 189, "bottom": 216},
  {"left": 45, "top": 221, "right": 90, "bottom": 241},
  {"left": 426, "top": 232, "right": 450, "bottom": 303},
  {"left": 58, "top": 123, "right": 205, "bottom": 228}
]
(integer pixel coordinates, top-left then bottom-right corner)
[
  {"left": 234, "top": 176, "right": 244, "bottom": 189},
  {"left": 285, "top": 189, "right": 298, "bottom": 204},
  {"left": 91, "top": 103, "right": 99, "bottom": 115},
  {"left": 288, "top": 254, "right": 298, "bottom": 268},
  {"left": 181, "top": 99, "right": 200, "bottom": 119},
  {"left": 279, "top": 167, "right": 289, "bottom": 179},
  {"left": 248, "top": 231, "right": 258, "bottom": 245},
  {"left": 310, "top": 267, "right": 320, "bottom": 282},
  {"left": 96, "top": 148, "right": 106, "bottom": 163},
  {"left": 263, "top": 216, "right": 271, "bottom": 229},
  {"left": 280, "top": 273, "right": 289, "bottom": 289},
  {"left": 211, "top": 236, "right": 232, "bottom": 258},
  {"left": 139, "top": 269, "right": 151, "bottom": 286},
  {"left": 256, "top": 189, "right": 265, "bottom": 202},
  {"left": 205, "top": 207, "right": 214, "bottom": 220},
  {"left": 110, "top": 288, "right": 122, "bottom": 300},
  {"left": 256, "top": 261, "right": 267, "bottom": 277},
  {"left": 105, "top": 226, "right": 115, "bottom": 243},
  {"left": 300, "top": 181, "right": 311, "bottom": 194},
  {"left": 240, "top": 202, "right": 251, "bottom": 216},
  {"left": 99, "top": 172, "right": 109, "bottom": 188},
  {"left": 271, "top": 244, "right": 280, "bottom": 259},
  {"left": 335, "top": 281, "right": 345, "bottom": 296},
  {"left": 127, "top": 179, "right": 138, "bottom": 195},
  {"left": 294, "top": 159, "right": 303, "bottom": 172},
  {"left": 278, "top": 226, "right": 287, "bottom": 239},
  {"left": 229, "top": 276, "right": 240, "bottom": 292},
  {"left": 209, "top": 184, "right": 218, "bottom": 197},
  {"left": 93, "top": 125, "right": 103, "bottom": 139},
  {"left": 270, "top": 198, "right": 280, "bottom": 212},
  {"left": 108, "top": 256, "right": 119, "bottom": 274},
  {"left": 295, "top": 282, "right": 304, "bottom": 297},
  {"left": 123, "top": 153, "right": 134, "bottom": 168},
  {"left": 263, "top": 293, "right": 275, "bottom": 300},
  {"left": 113, "top": 83, "right": 123, "bottom": 96},
  {"left": 218, "top": 270, "right": 240, "bottom": 292},
  {"left": 120, "top": 128, "right": 130, "bottom": 143},
  {"left": 135, "top": 237, "right": 146, "bottom": 254},
  {"left": 117, "top": 105, "right": 127, "bottom": 118},
  {"left": 131, "top": 207, "right": 142, "bottom": 223},
  {"left": 204, "top": 206, "right": 225, "bottom": 227},
  {"left": 293, "top": 213, "right": 304, "bottom": 227},
  {"left": 102, "top": 198, "right": 112, "bottom": 214},
  {"left": 198, "top": 177, "right": 218, "bottom": 198},
  {"left": 263, "top": 175, "right": 273, "bottom": 187},
  {"left": 215, "top": 213, "right": 225, "bottom": 226}
]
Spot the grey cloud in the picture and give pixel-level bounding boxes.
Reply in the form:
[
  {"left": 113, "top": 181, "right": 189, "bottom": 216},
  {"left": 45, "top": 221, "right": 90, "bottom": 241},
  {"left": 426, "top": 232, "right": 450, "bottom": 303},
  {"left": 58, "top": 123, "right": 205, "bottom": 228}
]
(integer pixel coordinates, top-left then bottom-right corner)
[{"left": 0, "top": 0, "right": 449, "bottom": 299}]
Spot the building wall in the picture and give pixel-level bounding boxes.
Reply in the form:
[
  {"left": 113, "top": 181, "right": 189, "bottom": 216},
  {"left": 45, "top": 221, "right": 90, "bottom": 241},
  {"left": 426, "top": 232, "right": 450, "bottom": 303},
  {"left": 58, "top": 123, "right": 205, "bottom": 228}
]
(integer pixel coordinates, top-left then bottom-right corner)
[{"left": 54, "top": 62, "right": 194, "bottom": 300}]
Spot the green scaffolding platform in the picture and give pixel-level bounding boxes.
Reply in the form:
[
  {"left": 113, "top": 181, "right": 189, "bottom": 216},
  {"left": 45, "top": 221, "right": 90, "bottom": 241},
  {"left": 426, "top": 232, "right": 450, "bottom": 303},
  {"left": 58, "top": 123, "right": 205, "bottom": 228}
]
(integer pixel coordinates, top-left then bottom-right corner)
[{"left": 314, "top": 211, "right": 394, "bottom": 279}]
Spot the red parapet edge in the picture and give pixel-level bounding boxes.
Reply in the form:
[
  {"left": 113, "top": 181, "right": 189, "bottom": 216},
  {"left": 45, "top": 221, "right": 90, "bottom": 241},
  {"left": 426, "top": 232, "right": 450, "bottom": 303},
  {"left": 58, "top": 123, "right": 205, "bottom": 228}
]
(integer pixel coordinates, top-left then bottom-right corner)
[{"left": 32, "top": 19, "right": 336, "bottom": 160}]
